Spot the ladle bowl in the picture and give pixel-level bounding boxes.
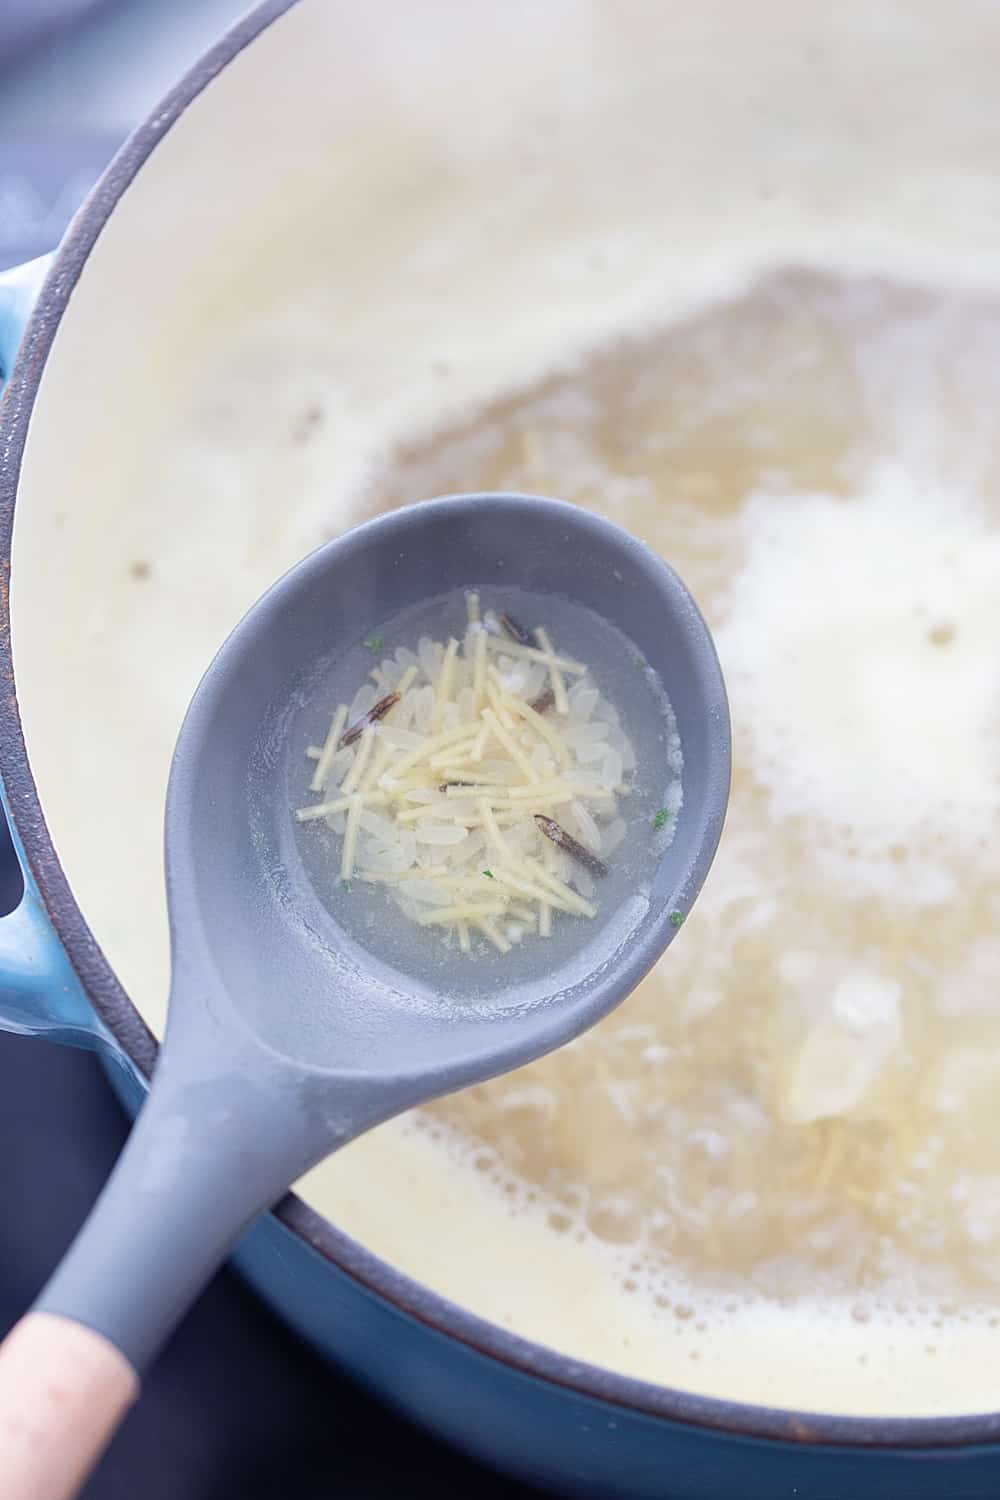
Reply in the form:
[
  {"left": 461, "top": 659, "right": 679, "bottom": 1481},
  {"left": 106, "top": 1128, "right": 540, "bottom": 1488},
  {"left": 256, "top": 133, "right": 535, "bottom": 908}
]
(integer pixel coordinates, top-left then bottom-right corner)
[{"left": 0, "top": 491, "right": 729, "bottom": 1500}]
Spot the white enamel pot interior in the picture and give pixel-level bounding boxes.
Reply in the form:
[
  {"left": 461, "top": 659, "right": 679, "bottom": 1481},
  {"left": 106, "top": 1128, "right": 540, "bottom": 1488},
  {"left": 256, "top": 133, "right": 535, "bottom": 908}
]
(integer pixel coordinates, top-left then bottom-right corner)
[{"left": 8, "top": 0, "right": 1000, "bottom": 1460}]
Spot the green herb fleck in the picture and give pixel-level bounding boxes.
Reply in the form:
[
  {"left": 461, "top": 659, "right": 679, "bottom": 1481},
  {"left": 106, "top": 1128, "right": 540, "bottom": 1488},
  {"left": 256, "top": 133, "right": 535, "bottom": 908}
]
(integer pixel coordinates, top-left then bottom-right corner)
[
  {"left": 363, "top": 634, "right": 385, "bottom": 653},
  {"left": 669, "top": 910, "right": 685, "bottom": 927},
  {"left": 341, "top": 881, "right": 353, "bottom": 894},
  {"left": 482, "top": 869, "right": 494, "bottom": 879},
  {"left": 653, "top": 808, "right": 670, "bottom": 830}
]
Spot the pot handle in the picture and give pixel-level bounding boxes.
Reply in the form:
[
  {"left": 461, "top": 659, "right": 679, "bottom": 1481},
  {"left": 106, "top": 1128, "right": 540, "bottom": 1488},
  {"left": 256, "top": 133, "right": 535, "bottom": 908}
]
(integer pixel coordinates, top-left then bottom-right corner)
[
  {"left": 0, "top": 254, "right": 116, "bottom": 1054},
  {"left": 0, "top": 254, "right": 53, "bottom": 389},
  {"left": 0, "top": 781, "right": 116, "bottom": 1054}
]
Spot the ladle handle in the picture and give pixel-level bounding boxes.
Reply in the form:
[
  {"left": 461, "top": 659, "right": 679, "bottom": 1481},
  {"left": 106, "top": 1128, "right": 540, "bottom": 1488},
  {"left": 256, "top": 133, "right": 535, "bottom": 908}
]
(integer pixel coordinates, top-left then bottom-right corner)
[
  {"left": 0, "top": 1065, "right": 310, "bottom": 1500},
  {"left": 0, "top": 993, "right": 375, "bottom": 1499},
  {"left": 0, "top": 1311, "right": 138, "bottom": 1500}
]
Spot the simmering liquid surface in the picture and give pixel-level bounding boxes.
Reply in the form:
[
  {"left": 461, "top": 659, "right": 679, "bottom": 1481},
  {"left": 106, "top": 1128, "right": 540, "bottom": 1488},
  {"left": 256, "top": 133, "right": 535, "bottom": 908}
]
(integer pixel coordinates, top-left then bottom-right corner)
[
  {"left": 16, "top": 0, "right": 1000, "bottom": 1421},
  {"left": 30, "top": 256, "right": 1000, "bottom": 1414},
  {"left": 341, "top": 270, "right": 1000, "bottom": 1315}
]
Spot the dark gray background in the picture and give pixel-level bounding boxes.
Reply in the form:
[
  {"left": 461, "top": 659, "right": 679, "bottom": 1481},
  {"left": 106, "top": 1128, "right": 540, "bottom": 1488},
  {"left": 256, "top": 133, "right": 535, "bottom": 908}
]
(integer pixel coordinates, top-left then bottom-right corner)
[{"left": 0, "top": 4, "right": 539, "bottom": 1493}]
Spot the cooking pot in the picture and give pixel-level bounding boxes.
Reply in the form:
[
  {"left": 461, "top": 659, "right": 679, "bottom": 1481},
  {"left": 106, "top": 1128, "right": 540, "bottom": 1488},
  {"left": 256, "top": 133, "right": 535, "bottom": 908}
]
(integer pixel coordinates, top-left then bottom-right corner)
[{"left": 3, "top": 3, "right": 1000, "bottom": 1495}]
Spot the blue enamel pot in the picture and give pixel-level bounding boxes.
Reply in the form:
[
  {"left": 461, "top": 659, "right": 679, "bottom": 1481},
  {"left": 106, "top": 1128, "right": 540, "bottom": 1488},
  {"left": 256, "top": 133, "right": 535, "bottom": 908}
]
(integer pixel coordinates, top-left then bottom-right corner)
[{"left": 3, "top": 3, "right": 1000, "bottom": 1495}]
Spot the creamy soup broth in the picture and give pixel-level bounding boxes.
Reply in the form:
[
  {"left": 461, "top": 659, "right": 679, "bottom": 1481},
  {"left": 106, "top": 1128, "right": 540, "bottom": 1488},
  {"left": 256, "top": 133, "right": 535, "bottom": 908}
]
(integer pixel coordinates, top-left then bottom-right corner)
[
  {"left": 14, "top": 2, "right": 1000, "bottom": 1420},
  {"left": 330, "top": 272, "right": 1000, "bottom": 1410},
  {"left": 62, "top": 267, "right": 1000, "bottom": 1414}
]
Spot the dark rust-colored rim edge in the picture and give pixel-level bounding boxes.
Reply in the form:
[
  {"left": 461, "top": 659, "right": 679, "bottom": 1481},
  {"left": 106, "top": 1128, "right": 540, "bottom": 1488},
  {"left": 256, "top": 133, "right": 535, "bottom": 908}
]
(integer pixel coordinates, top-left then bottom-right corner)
[{"left": 1, "top": 0, "right": 998, "bottom": 1455}]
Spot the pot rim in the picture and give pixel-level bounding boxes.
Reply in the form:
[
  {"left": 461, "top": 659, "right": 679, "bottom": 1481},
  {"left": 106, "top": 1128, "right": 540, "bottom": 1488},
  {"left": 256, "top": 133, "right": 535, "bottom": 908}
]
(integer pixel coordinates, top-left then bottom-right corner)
[{"left": 1, "top": 0, "right": 998, "bottom": 1454}]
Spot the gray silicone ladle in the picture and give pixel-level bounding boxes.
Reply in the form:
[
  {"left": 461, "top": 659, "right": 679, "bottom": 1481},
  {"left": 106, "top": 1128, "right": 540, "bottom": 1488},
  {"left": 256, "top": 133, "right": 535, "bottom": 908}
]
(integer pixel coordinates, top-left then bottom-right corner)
[{"left": 0, "top": 493, "right": 729, "bottom": 1500}]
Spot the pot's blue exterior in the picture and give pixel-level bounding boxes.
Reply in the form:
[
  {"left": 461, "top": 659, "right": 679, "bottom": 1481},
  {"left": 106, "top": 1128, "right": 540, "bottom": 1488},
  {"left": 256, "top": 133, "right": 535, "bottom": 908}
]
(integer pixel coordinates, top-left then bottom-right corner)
[
  {"left": 0, "top": 253, "right": 118, "bottom": 1055},
  {"left": 230, "top": 1222, "right": 1000, "bottom": 1500},
  {"left": 4, "top": 7, "right": 1000, "bottom": 1496},
  {"left": 0, "top": 256, "right": 50, "bottom": 385}
]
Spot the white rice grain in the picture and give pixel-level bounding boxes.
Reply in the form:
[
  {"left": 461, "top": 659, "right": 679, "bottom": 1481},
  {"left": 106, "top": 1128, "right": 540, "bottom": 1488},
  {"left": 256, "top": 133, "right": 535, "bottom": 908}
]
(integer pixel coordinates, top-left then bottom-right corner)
[
  {"left": 570, "top": 799, "right": 603, "bottom": 852},
  {"left": 568, "top": 684, "right": 599, "bottom": 723},
  {"left": 414, "top": 684, "right": 435, "bottom": 733},
  {"left": 603, "top": 817, "right": 628, "bottom": 855},
  {"left": 602, "top": 749, "right": 624, "bottom": 788},
  {"left": 575, "top": 739, "right": 610, "bottom": 764},
  {"left": 380, "top": 726, "right": 424, "bottom": 751},
  {"left": 364, "top": 847, "right": 411, "bottom": 873},
  {"left": 359, "top": 808, "right": 399, "bottom": 841},
  {"left": 418, "top": 636, "right": 442, "bottom": 681},
  {"left": 415, "top": 824, "right": 469, "bottom": 846},
  {"left": 349, "top": 681, "right": 378, "bottom": 720},
  {"left": 606, "top": 724, "right": 637, "bottom": 773},
  {"left": 523, "top": 663, "right": 546, "bottom": 701}
]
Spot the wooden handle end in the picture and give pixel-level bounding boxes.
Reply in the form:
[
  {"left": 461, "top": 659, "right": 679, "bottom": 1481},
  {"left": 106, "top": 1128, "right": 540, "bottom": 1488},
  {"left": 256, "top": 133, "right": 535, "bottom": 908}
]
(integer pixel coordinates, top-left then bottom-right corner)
[{"left": 0, "top": 1311, "right": 139, "bottom": 1500}]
